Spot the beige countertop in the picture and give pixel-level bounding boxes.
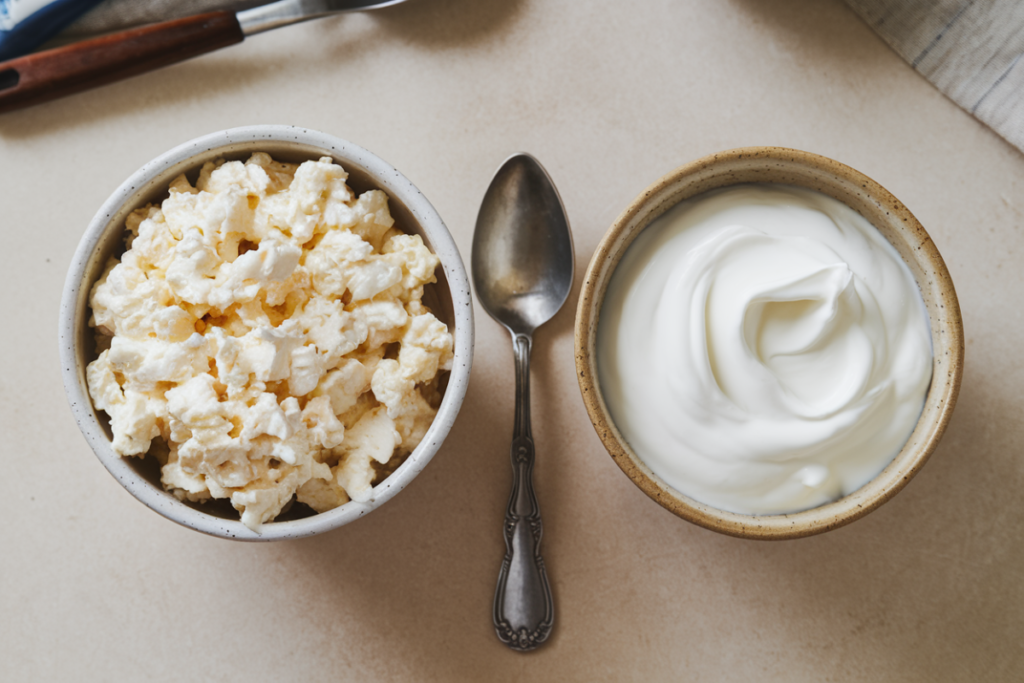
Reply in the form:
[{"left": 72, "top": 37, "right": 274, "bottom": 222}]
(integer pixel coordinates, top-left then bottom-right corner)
[{"left": 2, "top": 1, "right": 1022, "bottom": 680}]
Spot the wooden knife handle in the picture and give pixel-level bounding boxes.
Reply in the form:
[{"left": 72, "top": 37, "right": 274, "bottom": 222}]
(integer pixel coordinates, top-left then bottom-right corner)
[{"left": 0, "top": 10, "right": 244, "bottom": 114}]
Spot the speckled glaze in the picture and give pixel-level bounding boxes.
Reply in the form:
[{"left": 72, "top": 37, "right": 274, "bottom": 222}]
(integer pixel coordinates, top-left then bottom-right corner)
[
  {"left": 59, "top": 126, "right": 474, "bottom": 541},
  {"left": 575, "top": 147, "right": 963, "bottom": 540}
]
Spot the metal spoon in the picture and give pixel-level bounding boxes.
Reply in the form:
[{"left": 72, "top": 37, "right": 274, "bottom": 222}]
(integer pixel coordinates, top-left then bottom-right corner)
[
  {"left": 472, "top": 153, "right": 573, "bottom": 652},
  {"left": 0, "top": 0, "right": 408, "bottom": 113}
]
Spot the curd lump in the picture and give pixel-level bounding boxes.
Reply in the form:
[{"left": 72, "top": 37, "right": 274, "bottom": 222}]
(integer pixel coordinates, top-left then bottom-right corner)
[
  {"left": 86, "top": 153, "right": 453, "bottom": 530},
  {"left": 598, "top": 184, "right": 932, "bottom": 515}
]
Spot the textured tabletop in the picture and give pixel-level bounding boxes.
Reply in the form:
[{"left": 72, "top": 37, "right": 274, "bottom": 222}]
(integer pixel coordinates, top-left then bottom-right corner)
[{"left": 2, "top": 1, "right": 1022, "bottom": 681}]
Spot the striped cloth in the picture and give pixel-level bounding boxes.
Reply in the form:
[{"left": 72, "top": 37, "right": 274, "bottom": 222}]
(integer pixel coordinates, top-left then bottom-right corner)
[{"left": 845, "top": 0, "right": 1024, "bottom": 153}]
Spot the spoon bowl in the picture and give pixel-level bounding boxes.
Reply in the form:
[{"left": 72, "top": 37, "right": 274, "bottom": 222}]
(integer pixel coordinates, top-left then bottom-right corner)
[{"left": 473, "top": 154, "right": 574, "bottom": 334}]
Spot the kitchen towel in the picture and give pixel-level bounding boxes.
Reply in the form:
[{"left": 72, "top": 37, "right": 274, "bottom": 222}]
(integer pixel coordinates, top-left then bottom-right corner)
[
  {"left": 0, "top": 0, "right": 103, "bottom": 59},
  {"left": 844, "top": 0, "right": 1024, "bottom": 154},
  {"left": 56, "top": 0, "right": 259, "bottom": 40}
]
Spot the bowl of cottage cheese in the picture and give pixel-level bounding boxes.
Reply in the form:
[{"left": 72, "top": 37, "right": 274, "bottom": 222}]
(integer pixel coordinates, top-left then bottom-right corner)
[
  {"left": 60, "top": 126, "right": 473, "bottom": 540},
  {"left": 575, "top": 147, "right": 963, "bottom": 539}
]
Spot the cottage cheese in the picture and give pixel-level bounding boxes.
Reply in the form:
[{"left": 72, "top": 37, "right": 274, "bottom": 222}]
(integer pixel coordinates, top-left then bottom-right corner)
[{"left": 87, "top": 153, "right": 453, "bottom": 530}]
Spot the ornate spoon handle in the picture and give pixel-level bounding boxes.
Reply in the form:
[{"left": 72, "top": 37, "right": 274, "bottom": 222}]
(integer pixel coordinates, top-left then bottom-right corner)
[{"left": 493, "top": 333, "right": 554, "bottom": 651}]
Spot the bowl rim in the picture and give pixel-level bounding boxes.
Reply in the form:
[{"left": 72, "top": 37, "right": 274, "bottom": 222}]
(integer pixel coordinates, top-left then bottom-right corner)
[
  {"left": 574, "top": 146, "right": 964, "bottom": 540},
  {"left": 59, "top": 125, "right": 474, "bottom": 541}
]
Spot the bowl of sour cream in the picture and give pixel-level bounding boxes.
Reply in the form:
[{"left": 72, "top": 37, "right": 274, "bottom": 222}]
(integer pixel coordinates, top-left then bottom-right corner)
[{"left": 575, "top": 147, "right": 963, "bottom": 539}]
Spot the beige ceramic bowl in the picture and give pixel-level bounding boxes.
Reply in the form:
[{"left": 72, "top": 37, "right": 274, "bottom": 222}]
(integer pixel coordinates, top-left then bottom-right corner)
[{"left": 575, "top": 147, "right": 963, "bottom": 540}]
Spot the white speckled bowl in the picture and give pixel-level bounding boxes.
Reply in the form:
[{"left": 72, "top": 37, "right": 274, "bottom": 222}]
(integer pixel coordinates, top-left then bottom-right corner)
[{"left": 59, "top": 126, "right": 474, "bottom": 541}]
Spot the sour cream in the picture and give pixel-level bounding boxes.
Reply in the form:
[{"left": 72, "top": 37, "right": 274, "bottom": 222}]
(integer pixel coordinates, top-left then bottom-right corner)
[{"left": 597, "top": 184, "right": 932, "bottom": 515}]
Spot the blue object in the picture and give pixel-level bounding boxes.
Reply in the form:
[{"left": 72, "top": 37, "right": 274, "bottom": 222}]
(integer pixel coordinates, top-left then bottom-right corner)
[{"left": 0, "top": 0, "right": 104, "bottom": 61}]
